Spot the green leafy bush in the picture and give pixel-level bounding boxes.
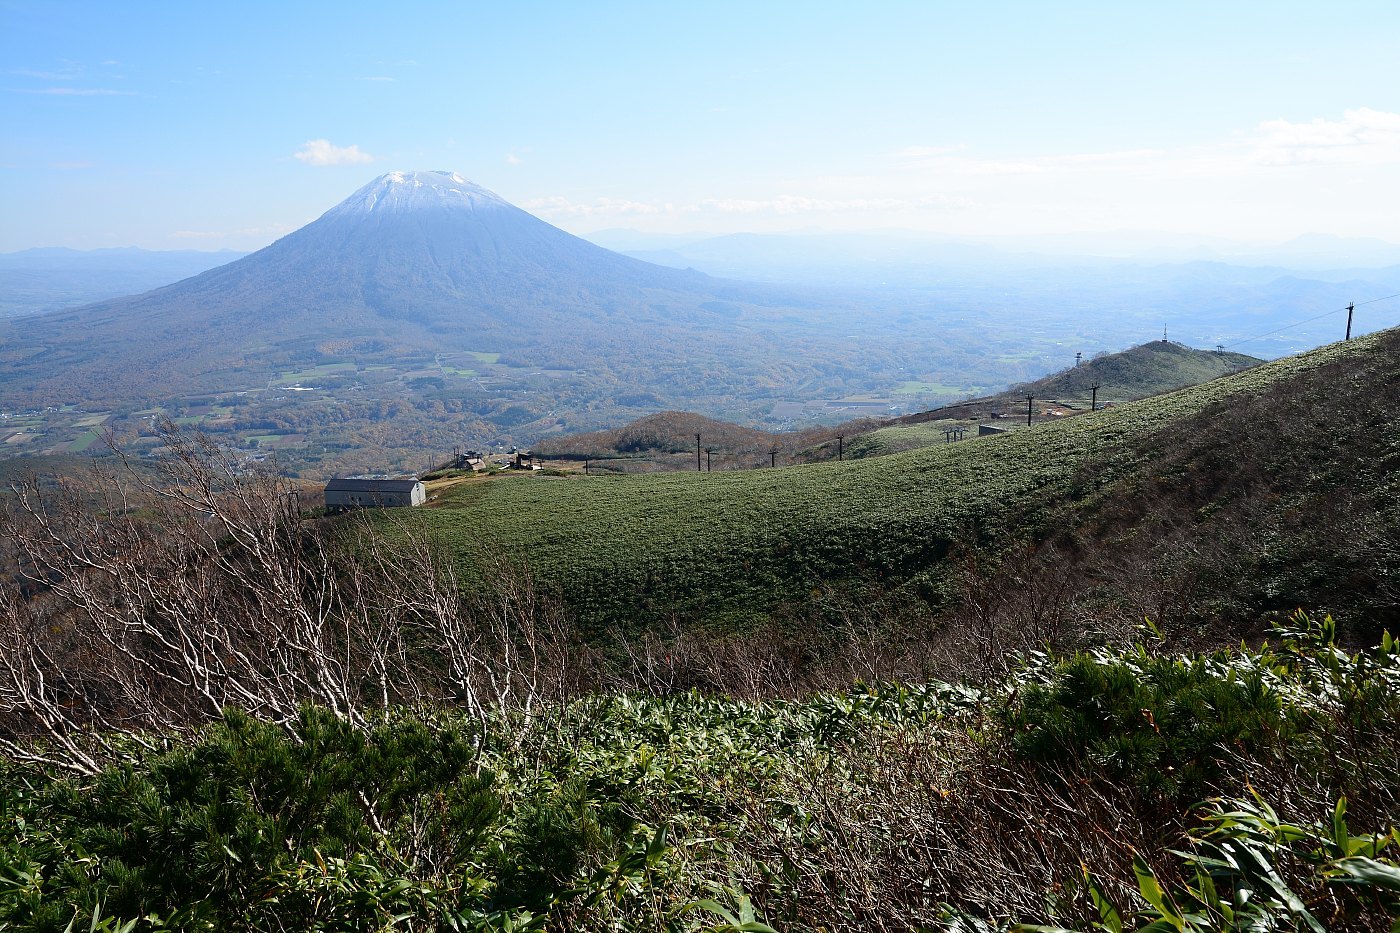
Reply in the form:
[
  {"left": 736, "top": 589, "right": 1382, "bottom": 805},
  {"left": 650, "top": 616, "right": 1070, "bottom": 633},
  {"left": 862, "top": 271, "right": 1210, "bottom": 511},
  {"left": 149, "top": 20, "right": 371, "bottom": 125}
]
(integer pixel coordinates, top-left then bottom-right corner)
[
  {"left": 1018, "top": 793, "right": 1400, "bottom": 933},
  {"left": 5, "top": 708, "right": 498, "bottom": 930},
  {"left": 1001, "top": 648, "right": 1289, "bottom": 797}
]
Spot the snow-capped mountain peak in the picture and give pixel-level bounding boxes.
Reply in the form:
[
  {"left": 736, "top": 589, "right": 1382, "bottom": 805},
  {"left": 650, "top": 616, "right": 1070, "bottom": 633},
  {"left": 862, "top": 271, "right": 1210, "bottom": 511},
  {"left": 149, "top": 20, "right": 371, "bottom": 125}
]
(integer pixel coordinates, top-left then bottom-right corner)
[{"left": 325, "top": 170, "right": 512, "bottom": 217}]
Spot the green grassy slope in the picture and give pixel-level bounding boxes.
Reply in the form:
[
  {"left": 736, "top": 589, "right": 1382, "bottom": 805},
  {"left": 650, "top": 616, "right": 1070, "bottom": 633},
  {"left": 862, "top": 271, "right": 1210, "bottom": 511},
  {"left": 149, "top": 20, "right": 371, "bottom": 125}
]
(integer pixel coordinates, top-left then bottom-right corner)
[
  {"left": 528, "top": 409, "right": 877, "bottom": 473},
  {"left": 408, "top": 331, "right": 1395, "bottom": 632},
  {"left": 845, "top": 419, "right": 997, "bottom": 458},
  {"left": 1027, "top": 340, "right": 1260, "bottom": 403},
  {"left": 812, "top": 341, "right": 1262, "bottom": 463}
]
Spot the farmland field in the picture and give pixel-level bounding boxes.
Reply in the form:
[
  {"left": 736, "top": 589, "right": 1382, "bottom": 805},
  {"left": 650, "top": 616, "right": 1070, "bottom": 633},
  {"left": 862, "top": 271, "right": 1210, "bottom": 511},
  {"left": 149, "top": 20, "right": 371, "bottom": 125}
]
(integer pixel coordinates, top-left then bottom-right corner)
[
  {"left": 894, "top": 381, "right": 980, "bottom": 395},
  {"left": 67, "top": 430, "right": 101, "bottom": 452}
]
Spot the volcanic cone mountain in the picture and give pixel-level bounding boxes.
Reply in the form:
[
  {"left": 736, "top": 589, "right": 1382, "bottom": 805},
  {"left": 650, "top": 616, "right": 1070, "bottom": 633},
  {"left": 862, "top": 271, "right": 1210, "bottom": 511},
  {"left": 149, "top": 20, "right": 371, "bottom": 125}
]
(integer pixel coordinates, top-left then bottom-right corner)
[{"left": 0, "top": 171, "right": 830, "bottom": 407}]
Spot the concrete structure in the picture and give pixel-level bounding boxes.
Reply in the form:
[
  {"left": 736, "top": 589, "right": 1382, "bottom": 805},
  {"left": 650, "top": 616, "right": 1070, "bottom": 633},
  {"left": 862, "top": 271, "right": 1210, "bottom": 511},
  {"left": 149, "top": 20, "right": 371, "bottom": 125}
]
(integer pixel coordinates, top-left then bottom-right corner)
[
  {"left": 324, "top": 477, "right": 426, "bottom": 511},
  {"left": 979, "top": 424, "right": 1011, "bottom": 436}
]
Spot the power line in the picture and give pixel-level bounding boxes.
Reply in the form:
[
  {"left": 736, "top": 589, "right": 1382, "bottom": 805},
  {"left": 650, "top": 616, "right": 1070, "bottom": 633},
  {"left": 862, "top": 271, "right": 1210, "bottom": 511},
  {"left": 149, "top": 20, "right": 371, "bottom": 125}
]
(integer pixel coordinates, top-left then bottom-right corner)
[{"left": 1220, "top": 293, "right": 1400, "bottom": 350}]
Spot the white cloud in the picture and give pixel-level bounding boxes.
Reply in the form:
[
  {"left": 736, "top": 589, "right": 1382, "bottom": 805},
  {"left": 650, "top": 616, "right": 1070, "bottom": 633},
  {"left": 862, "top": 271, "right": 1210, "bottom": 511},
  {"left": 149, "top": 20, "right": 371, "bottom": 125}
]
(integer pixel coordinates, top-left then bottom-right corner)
[
  {"left": 699, "top": 195, "right": 955, "bottom": 214},
  {"left": 524, "top": 196, "right": 672, "bottom": 216},
  {"left": 293, "top": 139, "right": 375, "bottom": 167},
  {"left": 1252, "top": 108, "right": 1400, "bottom": 166},
  {"left": 363, "top": 75, "right": 395, "bottom": 82},
  {"left": 491, "top": 109, "right": 1400, "bottom": 240},
  {"left": 505, "top": 153, "right": 522, "bottom": 165},
  {"left": 895, "top": 110, "right": 1400, "bottom": 182},
  {"left": 21, "top": 87, "right": 133, "bottom": 96}
]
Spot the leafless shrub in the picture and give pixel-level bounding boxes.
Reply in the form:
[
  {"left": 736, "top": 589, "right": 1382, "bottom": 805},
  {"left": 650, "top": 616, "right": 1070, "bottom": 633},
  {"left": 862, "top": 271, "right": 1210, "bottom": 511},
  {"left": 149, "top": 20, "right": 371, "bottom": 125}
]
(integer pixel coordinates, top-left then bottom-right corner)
[
  {"left": 601, "top": 591, "right": 948, "bottom": 700},
  {"left": 427, "top": 553, "right": 603, "bottom": 740},
  {"left": 605, "top": 615, "right": 807, "bottom": 699},
  {"left": 929, "top": 542, "right": 1095, "bottom": 682},
  {"left": 724, "top": 727, "right": 1165, "bottom": 931},
  {"left": 0, "top": 422, "right": 596, "bottom": 773}
]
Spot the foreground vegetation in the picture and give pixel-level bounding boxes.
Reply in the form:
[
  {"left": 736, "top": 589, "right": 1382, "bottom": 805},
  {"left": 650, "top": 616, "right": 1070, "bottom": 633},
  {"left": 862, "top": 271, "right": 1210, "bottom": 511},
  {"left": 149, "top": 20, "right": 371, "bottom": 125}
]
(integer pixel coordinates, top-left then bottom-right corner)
[{"left": 3, "top": 614, "right": 1397, "bottom": 932}]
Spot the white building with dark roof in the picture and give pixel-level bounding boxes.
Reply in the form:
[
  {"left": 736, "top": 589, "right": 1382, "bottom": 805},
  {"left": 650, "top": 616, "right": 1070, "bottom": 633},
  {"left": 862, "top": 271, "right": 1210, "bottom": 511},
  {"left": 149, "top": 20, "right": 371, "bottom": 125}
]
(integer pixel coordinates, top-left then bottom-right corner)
[{"left": 323, "top": 477, "right": 426, "bottom": 511}]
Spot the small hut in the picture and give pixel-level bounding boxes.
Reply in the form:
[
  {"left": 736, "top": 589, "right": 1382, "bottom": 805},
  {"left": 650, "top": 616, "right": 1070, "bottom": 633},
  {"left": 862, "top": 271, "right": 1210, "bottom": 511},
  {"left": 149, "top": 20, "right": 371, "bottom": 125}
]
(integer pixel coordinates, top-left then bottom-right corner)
[{"left": 323, "top": 477, "right": 426, "bottom": 511}]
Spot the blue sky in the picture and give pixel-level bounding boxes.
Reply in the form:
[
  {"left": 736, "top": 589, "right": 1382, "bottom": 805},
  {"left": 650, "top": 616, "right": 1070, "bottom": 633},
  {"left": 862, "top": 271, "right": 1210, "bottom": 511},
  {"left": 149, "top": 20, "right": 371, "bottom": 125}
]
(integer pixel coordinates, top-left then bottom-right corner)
[{"left": 3, "top": 0, "right": 1399, "bottom": 251}]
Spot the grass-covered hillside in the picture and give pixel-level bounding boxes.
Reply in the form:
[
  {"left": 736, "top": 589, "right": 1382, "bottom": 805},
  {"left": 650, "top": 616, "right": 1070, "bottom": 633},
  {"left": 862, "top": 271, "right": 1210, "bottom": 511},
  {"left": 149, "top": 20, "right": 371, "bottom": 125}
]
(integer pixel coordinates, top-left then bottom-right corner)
[
  {"left": 824, "top": 340, "right": 1262, "bottom": 461},
  {"left": 1017, "top": 339, "right": 1260, "bottom": 404},
  {"left": 410, "top": 330, "right": 1397, "bottom": 638}
]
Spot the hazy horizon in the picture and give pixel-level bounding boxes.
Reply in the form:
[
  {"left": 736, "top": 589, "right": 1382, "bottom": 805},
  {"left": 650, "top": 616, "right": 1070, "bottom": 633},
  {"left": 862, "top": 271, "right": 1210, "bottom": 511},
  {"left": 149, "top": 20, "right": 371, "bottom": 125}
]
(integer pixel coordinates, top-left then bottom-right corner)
[{"left": 6, "top": 222, "right": 1400, "bottom": 269}]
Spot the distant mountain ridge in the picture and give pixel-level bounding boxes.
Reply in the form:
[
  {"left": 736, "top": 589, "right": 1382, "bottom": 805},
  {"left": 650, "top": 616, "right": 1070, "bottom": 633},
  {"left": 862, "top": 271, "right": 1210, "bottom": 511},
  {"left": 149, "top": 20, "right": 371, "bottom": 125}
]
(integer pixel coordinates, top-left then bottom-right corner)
[
  {"left": 2, "top": 171, "right": 1387, "bottom": 474},
  {"left": 602, "top": 228, "right": 1400, "bottom": 272},
  {"left": 0, "top": 247, "right": 246, "bottom": 318},
  {"left": 1, "top": 171, "right": 976, "bottom": 472},
  {"left": 21, "top": 170, "right": 716, "bottom": 343}
]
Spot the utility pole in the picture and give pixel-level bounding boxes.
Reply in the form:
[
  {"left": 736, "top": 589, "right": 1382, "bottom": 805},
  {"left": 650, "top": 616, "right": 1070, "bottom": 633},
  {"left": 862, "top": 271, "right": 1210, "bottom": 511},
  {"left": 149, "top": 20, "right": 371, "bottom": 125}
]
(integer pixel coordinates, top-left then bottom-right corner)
[
  {"left": 696, "top": 433, "right": 702, "bottom": 472},
  {"left": 1090, "top": 382, "right": 1101, "bottom": 412},
  {"left": 836, "top": 434, "right": 845, "bottom": 461},
  {"left": 705, "top": 447, "right": 713, "bottom": 472},
  {"left": 1346, "top": 302, "right": 1355, "bottom": 340},
  {"left": 1024, "top": 393, "right": 1034, "bottom": 426},
  {"left": 583, "top": 457, "right": 589, "bottom": 475},
  {"left": 770, "top": 446, "right": 778, "bottom": 468}
]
